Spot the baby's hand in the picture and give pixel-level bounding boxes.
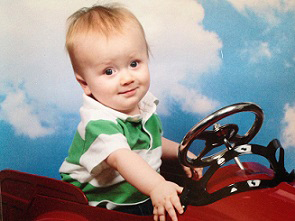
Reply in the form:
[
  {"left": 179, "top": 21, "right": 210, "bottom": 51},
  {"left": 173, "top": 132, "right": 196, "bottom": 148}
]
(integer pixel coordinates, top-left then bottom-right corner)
[
  {"left": 182, "top": 165, "right": 203, "bottom": 179},
  {"left": 150, "top": 180, "right": 183, "bottom": 221},
  {"left": 182, "top": 151, "right": 203, "bottom": 179}
]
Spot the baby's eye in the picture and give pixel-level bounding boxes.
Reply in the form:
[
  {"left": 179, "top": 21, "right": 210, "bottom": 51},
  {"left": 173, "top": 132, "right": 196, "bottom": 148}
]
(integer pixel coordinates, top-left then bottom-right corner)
[
  {"left": 105, "top": 69, "right": 113, "bottom": 75},
  {"left": 130, "top": 61, "right": 139, "bottom": 68}
]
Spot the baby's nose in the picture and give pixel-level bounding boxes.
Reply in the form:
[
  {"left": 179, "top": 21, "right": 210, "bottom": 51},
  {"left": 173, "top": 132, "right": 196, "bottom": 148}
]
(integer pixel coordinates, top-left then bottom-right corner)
[{"left": 120, "top": 71, "right": 135, "bottom": 85}]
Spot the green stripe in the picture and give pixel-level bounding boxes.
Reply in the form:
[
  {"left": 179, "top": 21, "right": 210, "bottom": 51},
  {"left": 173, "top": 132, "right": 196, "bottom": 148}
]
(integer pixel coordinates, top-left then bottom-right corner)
[
  {"left": 144, "top": 114, "right": 162, "bottom": 149},
  {"left": 65, "top": 120, "right": 123, "bottom": 164},
  {"left": 117, "top": 114, "right": 162, "bottom": 150},
  {"left": 84, "top": 120, "right": 123, "bottom": 152},
  {"left": 60, "top": 173, "right": 148, "bottom": 204},
  {"left": 66, "top": 131, "right": 84, "bottom": 164}
]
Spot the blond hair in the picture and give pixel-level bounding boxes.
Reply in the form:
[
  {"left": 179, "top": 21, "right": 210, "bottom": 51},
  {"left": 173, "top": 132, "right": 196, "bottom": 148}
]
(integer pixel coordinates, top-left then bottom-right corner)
[{"left": 65, "top": 4, "right": 149, "bottom": 57}]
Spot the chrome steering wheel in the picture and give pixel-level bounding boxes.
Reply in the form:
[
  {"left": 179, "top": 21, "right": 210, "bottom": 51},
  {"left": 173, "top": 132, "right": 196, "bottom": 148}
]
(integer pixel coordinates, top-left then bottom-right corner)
[{"left": 179, "top": 103, "right": 264, "bottom": 168}]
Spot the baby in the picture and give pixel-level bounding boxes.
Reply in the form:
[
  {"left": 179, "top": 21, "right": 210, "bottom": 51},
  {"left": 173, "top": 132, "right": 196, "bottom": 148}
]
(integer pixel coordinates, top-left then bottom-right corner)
[{"left": 59, "top": 4, "right": 201, "bottom": 221}]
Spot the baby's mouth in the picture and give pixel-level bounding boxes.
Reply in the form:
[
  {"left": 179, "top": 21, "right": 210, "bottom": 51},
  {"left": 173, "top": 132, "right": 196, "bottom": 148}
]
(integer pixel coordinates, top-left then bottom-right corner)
[{"left": 119, "top": 87, "right": 138, "bottom": 95}]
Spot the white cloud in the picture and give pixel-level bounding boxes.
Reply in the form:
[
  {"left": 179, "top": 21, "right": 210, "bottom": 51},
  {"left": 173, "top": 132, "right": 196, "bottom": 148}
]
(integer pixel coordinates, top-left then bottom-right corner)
[
  {"left": 0, "top": 90, "right": 54, "bottom": 138},
  {"left": 226, "top": 0, "right": 295, "bottom": 26},
  {"left": 0, "top": 0, "right": 85, "bottom": 113},
  {"left": 241, "top": 41, "right": 272, "bottom": 63},
  {"left": 0, "top": 0, "right": 222, "bottom": 138},
  {"left": 169, "top": 84, "right": 220, "bottom": 115},
  {"left": 281, "top": 103, "right": 295, "bottom": 149}
]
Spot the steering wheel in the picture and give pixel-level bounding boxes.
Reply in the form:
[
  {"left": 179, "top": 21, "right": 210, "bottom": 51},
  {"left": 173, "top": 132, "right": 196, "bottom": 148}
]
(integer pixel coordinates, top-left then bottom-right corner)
[{"left": 179, "top": 102, "right": 264, "bottom": 168}]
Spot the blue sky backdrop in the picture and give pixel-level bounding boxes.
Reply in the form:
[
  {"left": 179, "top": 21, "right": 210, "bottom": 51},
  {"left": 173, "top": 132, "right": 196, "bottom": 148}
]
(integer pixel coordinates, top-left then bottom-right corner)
[{"left": 1, "top": 0, "right": 295, "bottom": 179}]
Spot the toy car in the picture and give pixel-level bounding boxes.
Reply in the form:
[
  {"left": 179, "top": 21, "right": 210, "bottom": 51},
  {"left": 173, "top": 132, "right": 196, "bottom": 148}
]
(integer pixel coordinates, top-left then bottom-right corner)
[{"left": 1, "top": 102, "right": 295, "bottom": 221}]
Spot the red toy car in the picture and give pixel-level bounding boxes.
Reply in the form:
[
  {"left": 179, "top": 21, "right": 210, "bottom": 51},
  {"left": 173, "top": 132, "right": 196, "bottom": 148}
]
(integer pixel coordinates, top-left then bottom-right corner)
[{"left": 1, "top": 103, "right": 295, "bottom": 221}]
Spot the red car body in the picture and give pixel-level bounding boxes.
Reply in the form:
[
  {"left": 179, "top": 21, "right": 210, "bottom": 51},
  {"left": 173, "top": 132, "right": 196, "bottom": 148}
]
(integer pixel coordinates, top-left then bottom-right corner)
[{"left": 1, "top": 160, "right": 295, "bottom": 221}]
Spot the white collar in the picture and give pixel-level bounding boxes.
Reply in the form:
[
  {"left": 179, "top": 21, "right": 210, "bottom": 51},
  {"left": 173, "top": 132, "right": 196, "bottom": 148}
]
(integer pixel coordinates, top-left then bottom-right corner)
[{"left": 82, "top": 92, "right": 159, "bottom": 122}]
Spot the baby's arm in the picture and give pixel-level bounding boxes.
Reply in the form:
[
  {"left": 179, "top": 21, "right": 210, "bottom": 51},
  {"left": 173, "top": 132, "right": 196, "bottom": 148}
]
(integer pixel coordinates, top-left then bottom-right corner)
[
  {"left": 162, "top": 137, "right": 203, "bottom": 179},
  {"left": 106, "top": 148, "right": 183, "bottom": 221}
]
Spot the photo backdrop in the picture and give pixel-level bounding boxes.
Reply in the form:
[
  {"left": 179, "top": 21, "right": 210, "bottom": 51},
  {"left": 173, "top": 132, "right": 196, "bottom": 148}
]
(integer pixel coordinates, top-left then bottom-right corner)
[{"left": 1, "top": 0, "right": 294, "bottom": 179}]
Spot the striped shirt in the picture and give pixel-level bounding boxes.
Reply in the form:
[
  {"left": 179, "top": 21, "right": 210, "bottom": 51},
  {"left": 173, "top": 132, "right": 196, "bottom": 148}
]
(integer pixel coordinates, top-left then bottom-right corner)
[{"left": 59, "top": 92, "right": 162, "bottom": 209}]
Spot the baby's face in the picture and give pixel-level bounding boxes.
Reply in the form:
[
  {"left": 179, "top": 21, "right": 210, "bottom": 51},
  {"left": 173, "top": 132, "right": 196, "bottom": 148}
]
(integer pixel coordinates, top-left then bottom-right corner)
[{"left": 74, "top": 23, "right": 150, "bottom": 115}]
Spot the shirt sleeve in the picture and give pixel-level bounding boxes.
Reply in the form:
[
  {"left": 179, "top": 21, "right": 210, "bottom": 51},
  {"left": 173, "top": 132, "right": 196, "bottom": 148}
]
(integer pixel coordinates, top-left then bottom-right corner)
[{"left": 80, "top": 119, "right": 130, "bottom": 175}]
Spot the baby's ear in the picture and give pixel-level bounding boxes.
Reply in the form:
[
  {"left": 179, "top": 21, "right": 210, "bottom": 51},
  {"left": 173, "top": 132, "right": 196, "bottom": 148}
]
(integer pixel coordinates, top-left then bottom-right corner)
[{"left": 75, "top": 73, "right": 91, "bottom": 96}]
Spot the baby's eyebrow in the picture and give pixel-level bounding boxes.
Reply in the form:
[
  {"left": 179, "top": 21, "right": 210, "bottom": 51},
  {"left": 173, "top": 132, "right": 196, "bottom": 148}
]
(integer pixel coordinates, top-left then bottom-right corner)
[
  {"left": 95, "top": 60, "right": 112, "bottom": 67},
  {"left": 127, "top": 51, "right": 147, "bottom": 60}
]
